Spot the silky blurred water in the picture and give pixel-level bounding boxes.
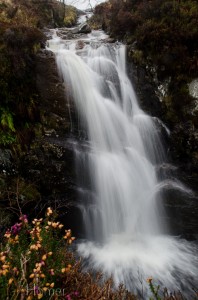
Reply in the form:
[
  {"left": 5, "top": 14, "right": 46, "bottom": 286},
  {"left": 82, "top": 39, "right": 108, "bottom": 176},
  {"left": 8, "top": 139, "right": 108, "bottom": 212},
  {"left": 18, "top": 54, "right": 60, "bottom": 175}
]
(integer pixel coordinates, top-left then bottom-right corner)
[{"left": 48, "top": 29, "right": 198, "bottom": 296}]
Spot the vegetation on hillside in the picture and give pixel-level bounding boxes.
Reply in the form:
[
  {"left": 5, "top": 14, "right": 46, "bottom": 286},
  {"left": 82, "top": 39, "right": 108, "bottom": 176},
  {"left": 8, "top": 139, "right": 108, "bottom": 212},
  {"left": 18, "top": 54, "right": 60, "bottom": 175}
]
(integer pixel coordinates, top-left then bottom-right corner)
[
  {"left": 0, "top": 0, "right": 78, "bottom": 28},
  {"left": 0, "top": 0, "right": 69, "bottom": 152},
  {"left": 0, "top": 2, "right": 44, "bottom": 226},
  {"left": 64, "top": 5, "right": 78, "bottom": 27},
  {"left": 0, "top": 0, "right": 77, "bottom": 226},
  {"left": 90, "top": 0, "right": 198, "bottom": 166},
  {"left": 0, "top": 23, "right": 43, "bottom": 149},
  {"left": 91, "top": 0, "right": 198, "bottom": 79}
]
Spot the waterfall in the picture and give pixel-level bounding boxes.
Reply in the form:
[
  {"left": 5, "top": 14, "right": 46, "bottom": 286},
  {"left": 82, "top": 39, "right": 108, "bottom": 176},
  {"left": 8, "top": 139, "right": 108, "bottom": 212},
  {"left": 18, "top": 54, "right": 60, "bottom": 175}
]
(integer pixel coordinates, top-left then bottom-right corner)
[{"left": 48, "top": 30, "right": 197, "bottom": 295}]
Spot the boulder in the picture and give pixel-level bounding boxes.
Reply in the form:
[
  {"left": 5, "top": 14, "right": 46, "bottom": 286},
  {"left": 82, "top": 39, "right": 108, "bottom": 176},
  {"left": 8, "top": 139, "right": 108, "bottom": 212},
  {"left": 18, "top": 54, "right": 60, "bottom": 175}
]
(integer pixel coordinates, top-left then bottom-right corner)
[
  {"left": 75, "top": 40, "right": 85, "bottom": 50},
  {"left": 78, "top": 23, "right": 91, "bottom": 34}
]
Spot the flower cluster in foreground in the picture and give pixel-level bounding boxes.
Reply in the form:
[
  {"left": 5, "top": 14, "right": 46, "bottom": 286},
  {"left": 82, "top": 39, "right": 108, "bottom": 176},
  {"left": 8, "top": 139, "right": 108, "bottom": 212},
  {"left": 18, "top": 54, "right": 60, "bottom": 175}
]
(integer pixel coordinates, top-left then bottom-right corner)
[
  {"left": 0, "top": 208, "right": 186, "bottom": 300},
  {"left": 0, "top": 207, "right": 76, "bottom": 299}
]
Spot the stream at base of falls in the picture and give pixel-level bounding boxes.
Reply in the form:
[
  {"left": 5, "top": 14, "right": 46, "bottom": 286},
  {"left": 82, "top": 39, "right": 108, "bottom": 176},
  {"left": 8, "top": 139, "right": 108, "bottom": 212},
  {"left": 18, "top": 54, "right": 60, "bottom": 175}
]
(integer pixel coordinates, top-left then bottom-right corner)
[{"left": 47, "top": 27, "right": 198, "bottom": 297}]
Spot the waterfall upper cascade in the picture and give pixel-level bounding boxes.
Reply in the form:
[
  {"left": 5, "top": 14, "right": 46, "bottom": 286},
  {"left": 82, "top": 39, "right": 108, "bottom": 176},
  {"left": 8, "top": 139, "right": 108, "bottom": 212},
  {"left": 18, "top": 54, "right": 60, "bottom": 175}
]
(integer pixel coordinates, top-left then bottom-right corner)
[{"left": 48, "top": 29, "right": 197, "bottom": 295}]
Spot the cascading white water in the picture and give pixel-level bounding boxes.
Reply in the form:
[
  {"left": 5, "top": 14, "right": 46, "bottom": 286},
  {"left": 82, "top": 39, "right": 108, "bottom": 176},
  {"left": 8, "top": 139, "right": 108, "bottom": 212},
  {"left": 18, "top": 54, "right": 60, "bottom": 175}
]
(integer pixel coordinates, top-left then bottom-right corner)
[{"left": 48, "top": 29, "right": 198, "bottom": 295}]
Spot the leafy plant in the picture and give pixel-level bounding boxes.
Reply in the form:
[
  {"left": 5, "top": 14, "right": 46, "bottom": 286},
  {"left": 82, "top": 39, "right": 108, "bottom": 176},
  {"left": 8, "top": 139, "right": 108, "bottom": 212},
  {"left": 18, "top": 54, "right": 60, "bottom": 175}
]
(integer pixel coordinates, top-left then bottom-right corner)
[
  {"left": 0, "top": 208, "right": 76, "bottom": 300},
  {"left": 0, "top": 108, "right": 15, "bottom": 132},
  {"left": 0, "top": 208, "right": 137, "bottom": 300}
]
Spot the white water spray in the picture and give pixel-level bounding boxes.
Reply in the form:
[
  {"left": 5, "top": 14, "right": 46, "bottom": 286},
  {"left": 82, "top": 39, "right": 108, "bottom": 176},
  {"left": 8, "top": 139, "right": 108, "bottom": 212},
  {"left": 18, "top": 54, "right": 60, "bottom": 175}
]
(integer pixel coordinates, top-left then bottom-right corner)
[{"left": 48, "top": 29, "right": 198, "bottom": 295}]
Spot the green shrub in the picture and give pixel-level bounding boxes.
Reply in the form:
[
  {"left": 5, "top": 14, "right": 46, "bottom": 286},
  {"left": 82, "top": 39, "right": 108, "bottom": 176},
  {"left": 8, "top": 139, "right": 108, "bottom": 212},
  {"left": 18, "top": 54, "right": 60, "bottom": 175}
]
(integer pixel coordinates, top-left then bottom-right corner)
[{"left": 64, "top": 6, "right": 77, "bottom": 27}]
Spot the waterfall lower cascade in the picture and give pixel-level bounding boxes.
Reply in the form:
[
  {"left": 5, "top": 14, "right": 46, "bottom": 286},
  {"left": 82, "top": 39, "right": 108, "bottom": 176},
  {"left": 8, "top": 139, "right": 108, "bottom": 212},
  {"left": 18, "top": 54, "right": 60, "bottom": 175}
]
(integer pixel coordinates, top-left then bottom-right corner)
[{"left": 48, "top": 29, "right": 198, "bottom": 295}]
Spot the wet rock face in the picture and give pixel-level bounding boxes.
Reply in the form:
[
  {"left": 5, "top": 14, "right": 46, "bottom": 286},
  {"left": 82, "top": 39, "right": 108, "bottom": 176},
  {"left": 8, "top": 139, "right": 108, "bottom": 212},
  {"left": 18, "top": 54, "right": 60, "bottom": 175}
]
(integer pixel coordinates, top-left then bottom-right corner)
[
  {"left": 189, "top": 79, "right": 198, "bottom": 100},
  {"left": 36, "top": 49, "right": 70, "bottom": 131},
  {"left": 21, "top": 137, "right": 83, "bottom": 236},
  {"left": 155, "top": 162, "right": 198, "bottom": 239},
  {"left": 127, "top": 61, "right": 165, "bottom": 119},
  {"left": 164, "top": 188, "right": 198, "bottom": 240},
  {"left": 127, "top": 55, "right": 198, "bottom": 239},
  {"left": 19, "top": 46, "right": 83, "bottom": 235}
]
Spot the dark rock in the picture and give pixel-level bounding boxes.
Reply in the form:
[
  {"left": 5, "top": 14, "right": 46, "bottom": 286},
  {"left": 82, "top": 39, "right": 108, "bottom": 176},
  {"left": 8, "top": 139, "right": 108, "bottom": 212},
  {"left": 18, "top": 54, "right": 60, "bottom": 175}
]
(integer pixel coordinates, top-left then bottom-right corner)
[
  {"left": 102, "top": 37, "right": 116, "bottom": 43},
  {"left": 36, "top": 48, "right": 71, "bottom": 131},
  {"left": 71, "top": 27, "right": 80, "bottom": 34},
  {"left": 75, "top": 40, "right": 85, "bottom": 50},
  {"left": 78, "top": 23, "right": 91, "bottom": 34},
  {"left": 0, "top": 150, "right": 12, "bottom": 173},
  {"left": 163, "top": 187, "right": 198, "bottom": 239},
  {"left": 18, "top": 47, "right": 81, "bottom": 235},
  {"left": 57, "top": 31, "right": 72, "bottom": 40},
  {"left": 127, "top": 53, "right": 198, "bottom": 239},
  {"left": 127, "top": 61, "right": 165, "bottom": 119}
]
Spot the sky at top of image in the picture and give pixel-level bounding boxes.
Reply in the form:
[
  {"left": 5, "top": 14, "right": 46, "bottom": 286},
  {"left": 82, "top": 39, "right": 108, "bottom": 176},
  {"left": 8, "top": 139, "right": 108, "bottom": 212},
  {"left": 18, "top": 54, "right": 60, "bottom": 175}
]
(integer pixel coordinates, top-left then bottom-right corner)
[{"left": 64, "top": 0, "right": 107, "bottom": 10}]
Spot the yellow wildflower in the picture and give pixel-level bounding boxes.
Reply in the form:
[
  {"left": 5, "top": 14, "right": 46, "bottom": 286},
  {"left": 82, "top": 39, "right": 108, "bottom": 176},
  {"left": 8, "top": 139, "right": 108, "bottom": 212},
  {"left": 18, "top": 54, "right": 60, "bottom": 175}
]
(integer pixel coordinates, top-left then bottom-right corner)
[
  {"left": 42, "top": 254, "right": 47, "bottom": 261},
  {"left": 30, "top": 245, "right": 36, "bottom": 250},
  {"left": 14, "top": 235, "right": 19, "bottom": 241},
  {"left": 36, "top": 263, "right": 42, "bottom": 268},
  {"left": 2, "top": 269, "right": 8, "bottom": 275},
  {"left": 0, "top": 256, "right": 6, "bottom": 262},
  {"left": 2, "top": 264, "right": 9, "bottom": 269},
  {"left": 52, "top": 222, "right": 58, "bottom": 228},
  {"left": 4, "top": 232, "right": 11, "bottom": 238},
  {"left": 8, "top": 278, "right": 14, "bottom": 285},
  {"left": 46, "top": 207, "right": 53, "bottom": 216}
]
